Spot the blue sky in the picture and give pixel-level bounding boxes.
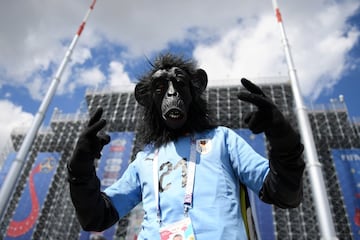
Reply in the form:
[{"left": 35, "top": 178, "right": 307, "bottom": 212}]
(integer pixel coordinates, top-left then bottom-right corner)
[{"left": 0, "top": 0, "right": 359, "bottom": 152}]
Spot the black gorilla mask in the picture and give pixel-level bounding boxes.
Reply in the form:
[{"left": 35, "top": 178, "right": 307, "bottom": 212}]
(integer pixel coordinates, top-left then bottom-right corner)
[
  {"left": 134, "top": 53, "right": 210, "bottom": 147},
  {"left": 152, "top": 67, "right": 192, "bottom": 129}
]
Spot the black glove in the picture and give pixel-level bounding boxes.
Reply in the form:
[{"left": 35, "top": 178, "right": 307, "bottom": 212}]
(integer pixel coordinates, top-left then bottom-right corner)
[
  {"left": 68, "top": 108, "right": 111, "bottom": 179},
  {"left": 237, "top": 78, "right": 289, "bottom": 138},
  {"left": 238, "top": 78, "right": 301, "bottom": 149},
  {"left": 238, "top": 78, "right": 305, "bottom": 208}
]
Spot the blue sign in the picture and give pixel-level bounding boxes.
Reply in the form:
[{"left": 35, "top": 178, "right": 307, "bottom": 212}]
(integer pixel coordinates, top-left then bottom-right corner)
[
  {"left": 332, "top": 148, "right": 360, "bottom": 239},
  {"left": 5, "top": 152, "right": 60, "bottom": 239}
]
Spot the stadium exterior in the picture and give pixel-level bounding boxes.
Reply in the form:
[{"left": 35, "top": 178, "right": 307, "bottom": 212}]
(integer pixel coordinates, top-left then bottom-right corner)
[{"left": 0, "top": 78, "right": 359, "bottom": 239}]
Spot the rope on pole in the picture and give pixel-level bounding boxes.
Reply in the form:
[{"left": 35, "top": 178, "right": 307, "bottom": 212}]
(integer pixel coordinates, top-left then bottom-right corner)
[{"left": 0, "top": 0, "right": 97, "bottom": 222}]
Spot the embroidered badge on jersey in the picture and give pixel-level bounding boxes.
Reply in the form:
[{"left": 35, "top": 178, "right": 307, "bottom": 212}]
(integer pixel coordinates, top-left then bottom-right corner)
[{"left": 196, "top": 139, "right": 212, "bottom": 154}]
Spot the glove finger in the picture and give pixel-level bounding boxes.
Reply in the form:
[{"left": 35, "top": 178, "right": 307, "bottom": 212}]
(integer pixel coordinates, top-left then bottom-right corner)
[
  {"left": 86, "top": 119, "right": 107, "bottom": 136},
  {"left": 241, "top": 78, "right": 266, "bottom": 97},
  {"left": 88, "top": 108, "right": 103, "bottom": 127},
  {"left": 93, "top": 134, "right": 110, "bottom": 159},
  {"left": 247, "top": 113, "right": 268, "bottom": 134},
  {"left": 243, "top": 112, "right": 254, "bottom": 125},
  {"left": 238, "top": 92, "right": 274, "bottom": 109},
  {"left": 99, "top": 134, "right": 111, "bottom": 146},
  {"left": 95, "top": 152, "right": 102, "bottom": 159}
]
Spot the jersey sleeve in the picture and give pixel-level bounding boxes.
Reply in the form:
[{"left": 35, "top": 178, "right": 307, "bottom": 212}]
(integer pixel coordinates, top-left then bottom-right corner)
[
  {"left": 225, "top": 128, "right": 270, "bottom": 194},
  {"left": 104, "top": 160, "right": 142, "bottom": 218}
]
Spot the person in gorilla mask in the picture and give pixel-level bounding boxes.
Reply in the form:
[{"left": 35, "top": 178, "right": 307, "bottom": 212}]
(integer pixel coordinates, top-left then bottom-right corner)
[{"left": 68, "top": 53, "right": 304, "bottom": 240}]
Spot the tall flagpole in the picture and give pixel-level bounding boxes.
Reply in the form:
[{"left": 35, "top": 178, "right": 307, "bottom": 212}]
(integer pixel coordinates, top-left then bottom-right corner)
[
  {"left": 271, "top": 1, "right": 338, "bottom": 239},
  {"left": 0, "top": 0, "right": 97, "bottom": 219}
]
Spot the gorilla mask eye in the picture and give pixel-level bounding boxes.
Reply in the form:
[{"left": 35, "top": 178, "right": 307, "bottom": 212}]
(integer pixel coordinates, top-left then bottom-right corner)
[{"left": 154, "top": 80, "right": 167, "bottom": 95}]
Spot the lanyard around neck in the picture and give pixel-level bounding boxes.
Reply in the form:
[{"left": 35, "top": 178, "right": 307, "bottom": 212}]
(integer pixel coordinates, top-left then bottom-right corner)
[{"left": 153, "top": 136, "right": 197, "bottom": 223}]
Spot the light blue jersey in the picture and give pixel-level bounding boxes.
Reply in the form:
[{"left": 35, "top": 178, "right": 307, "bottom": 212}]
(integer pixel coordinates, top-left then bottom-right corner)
[{"left": 104, "top": 126, "right": 270, "bottom": 239}]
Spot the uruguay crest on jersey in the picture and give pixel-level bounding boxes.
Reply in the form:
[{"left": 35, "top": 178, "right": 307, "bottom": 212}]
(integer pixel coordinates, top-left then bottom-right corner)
[{"left": 196, "top": 139, "right": 212, "bottom": 154}]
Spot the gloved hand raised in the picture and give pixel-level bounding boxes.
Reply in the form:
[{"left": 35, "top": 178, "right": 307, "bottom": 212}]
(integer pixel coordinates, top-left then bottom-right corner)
[
  {"left": 237, "top": 78, "right": 290, "bottom": 138},
  {"left": 238, "top": 79, "right": 305, "bottom": 208},
  {"left": 68, "top": 108, "right": 111, "bottom": 178}
]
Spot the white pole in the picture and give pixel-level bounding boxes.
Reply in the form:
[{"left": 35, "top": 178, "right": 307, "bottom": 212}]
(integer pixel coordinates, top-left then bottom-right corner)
[
  {"left": 271, "top": 1, "right": 338, "bottom": 239},
  {"left": 0, "top": 0, "right": 97, "bottom": 220}
]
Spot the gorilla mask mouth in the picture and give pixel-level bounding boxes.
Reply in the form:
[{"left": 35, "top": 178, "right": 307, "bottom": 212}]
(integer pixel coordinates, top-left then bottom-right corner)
[
  {"left": 165, "top": 109, "right": 184, "bottom": 120},
  {"left": 163, "top": 108, "right": 187, "bottom": 129}
]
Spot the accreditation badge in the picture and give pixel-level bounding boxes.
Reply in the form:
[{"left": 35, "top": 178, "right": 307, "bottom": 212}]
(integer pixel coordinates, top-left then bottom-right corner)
[{"left": 159, "top": 217, "right": 196, "bottom": 240}]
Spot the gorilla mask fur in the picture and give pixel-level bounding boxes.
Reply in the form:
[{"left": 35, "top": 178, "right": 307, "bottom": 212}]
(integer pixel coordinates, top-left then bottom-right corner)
[{"left": 135, "top": 53, "right": 216, "bottom": 148}]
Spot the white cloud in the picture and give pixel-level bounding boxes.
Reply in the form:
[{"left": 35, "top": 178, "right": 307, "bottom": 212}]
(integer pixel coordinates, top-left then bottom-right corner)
[
  {"left": 0, "top": 1, "right": 98, "bottom": 100},
  {"left": 281, "top": 0, "right": 360, "bottom": 99},
  {"left": 0, "top": 100, "right": 33, "bottom": 153},
  {"left": 27, "top": 76, "right": 46, "bottom": 100},
  {"left": 194, "top": 14, "right": 286, "bottom": 86},
  {"left": 0, "top": 0, "right": 358, "bottom": 155},
  {"left": 194, "top": 0, "right": 360, "bottom": 100},
  {"left": 1, "top": 0, "right": 359, "bottom": 101},
  {"left": 77, "top": 66, "right": 106, "bottom": 87},
  {"left": 108, "top": 61, "right": 135, "bottom": 92}
]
